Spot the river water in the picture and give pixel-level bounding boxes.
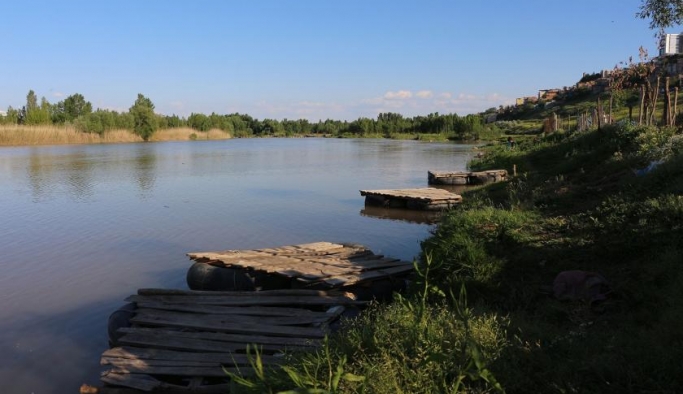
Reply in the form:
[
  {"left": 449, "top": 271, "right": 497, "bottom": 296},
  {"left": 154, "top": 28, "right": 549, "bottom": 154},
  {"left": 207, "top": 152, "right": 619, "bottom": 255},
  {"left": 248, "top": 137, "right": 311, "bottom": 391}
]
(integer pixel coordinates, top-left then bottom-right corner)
[{"left": 0, "top": 138, "right": 472, "bottom": 393}]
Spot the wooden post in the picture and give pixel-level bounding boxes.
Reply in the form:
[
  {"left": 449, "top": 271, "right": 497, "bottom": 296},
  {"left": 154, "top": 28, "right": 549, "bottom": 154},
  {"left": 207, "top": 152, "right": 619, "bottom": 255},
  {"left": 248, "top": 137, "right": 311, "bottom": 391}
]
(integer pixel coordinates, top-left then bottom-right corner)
[
  {"left": 639, "top": 84, "right": 645, "bottom": 125},
  {"left": 674, "top": 87, "right": 679, "bottom": 126},
  {"left": 597, "top": 97, "right": 602, "bottom": 131},
  {"left": 663, "top": 77, "right": 671, "bottom": 126},
  {"left": 513, "top": 164, "right": 517, "bottom": 177}
]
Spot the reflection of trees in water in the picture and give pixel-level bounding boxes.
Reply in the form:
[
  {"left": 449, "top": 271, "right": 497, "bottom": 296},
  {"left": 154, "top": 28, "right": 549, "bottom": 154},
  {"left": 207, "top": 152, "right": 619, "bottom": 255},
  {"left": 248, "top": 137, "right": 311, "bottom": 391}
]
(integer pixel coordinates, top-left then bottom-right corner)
[
  {"left": 65, "top": 152, "right": 95, "bottom": 201},
  {"left": 134, "top": 144, "right": 156, "bottom": 197},
  {"left": 27, "top": 153, "right": 51, "bottom": 202},
  {"left": 26, "top": 150, "right": 95, "bottom": 202},
  {"left": 23, "top": 145, "right": 158, "bottom": 202}
]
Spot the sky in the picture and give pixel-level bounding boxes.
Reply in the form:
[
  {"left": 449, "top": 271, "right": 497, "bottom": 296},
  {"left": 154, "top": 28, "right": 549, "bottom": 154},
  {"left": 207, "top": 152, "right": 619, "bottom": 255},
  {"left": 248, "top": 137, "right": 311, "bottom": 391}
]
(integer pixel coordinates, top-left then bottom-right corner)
[{"left": 0, "top": 0, "right": 676, "bottom": 121}]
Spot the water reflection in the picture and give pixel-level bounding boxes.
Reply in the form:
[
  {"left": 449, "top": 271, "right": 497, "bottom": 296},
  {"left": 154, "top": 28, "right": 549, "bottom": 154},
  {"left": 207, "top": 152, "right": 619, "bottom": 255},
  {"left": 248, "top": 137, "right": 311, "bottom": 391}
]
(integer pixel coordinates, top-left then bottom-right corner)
[
  {"left": 65, "top": 152, "right": 95, "bottom": 201},
  {"left": 132, "top": 144, "right": 157, "bottom": 198},
  {"left": 20, "top": 144, "right": 160, "bottom": 202},
  {"left": 360, "top": 206, "right": 443, "bottom": 225}
]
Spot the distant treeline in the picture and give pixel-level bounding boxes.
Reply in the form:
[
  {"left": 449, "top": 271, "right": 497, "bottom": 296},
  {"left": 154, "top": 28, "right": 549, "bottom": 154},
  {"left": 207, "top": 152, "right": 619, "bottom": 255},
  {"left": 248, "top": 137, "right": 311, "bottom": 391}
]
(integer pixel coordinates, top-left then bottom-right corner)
[{"left": 0, "top": 90, "right": 489, "bottom": 140}]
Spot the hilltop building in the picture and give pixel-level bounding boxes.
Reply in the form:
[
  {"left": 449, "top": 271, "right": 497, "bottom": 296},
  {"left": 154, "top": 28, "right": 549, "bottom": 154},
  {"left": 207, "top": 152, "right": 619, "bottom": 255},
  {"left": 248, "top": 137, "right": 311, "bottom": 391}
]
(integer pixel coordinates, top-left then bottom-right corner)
[{"left": 660, "top": 33, "right": 683, "bottom": 56}]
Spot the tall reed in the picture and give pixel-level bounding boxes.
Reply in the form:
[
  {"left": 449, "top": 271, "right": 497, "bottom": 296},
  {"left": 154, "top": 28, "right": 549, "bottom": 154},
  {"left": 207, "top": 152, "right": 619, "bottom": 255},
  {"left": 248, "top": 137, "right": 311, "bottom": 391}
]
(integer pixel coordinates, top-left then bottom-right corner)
[{"left": 0, "top": 125, "right": 231, "bottom": 146}]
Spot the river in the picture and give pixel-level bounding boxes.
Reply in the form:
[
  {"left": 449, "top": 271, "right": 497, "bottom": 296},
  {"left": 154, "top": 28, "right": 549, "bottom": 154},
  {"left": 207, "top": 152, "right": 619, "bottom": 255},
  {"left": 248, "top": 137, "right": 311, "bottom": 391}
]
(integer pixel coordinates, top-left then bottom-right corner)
[{"left": 0, "top": 138, "right": 473, "bottom": 393}]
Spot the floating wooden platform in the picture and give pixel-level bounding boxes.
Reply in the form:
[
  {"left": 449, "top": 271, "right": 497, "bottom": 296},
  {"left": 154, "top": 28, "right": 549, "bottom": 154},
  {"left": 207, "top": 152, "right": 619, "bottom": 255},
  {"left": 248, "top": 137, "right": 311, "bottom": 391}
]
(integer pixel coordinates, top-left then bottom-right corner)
[
  {"left": 96, "top": 288, "right": 363, "bottom": 393},
  {"left": 360, "top": 188, "right": 462, "bottom": 211},
  {"left": 428, "top": 169, "right": 508, "bottom": 185},
  {"left": 87, "top": 243, "right": 414, "bottom": 392},
  {"left": 188, "top": 241, "right": 414, "bottom": 288}
]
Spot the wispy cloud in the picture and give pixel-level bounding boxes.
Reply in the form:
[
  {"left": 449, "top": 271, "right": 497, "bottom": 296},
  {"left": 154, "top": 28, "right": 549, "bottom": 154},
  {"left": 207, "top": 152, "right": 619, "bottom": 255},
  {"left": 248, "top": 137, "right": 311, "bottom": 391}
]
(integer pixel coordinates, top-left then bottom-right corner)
[
  {"left": 416, "top": 90, "right": 433, "bottom": 99},
  {"left": 383, "top": 90, "right": 413, "bottom": 100}
]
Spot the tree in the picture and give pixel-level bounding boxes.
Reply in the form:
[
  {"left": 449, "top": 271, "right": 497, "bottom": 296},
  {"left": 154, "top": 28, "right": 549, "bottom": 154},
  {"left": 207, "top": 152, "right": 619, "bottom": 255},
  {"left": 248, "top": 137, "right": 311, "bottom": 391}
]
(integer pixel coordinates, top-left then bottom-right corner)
[
  {"left": 129, "top": 93, "right": 157, "bottom": 141},
  {"left": 637, "top": 0, "right": 683, "bottom": 30},
  {"left": 63, "top": 93, "right": 92, "bottom": 122},
  {"left": 23, "top": 92, "right": 52, "bottom": 125}
]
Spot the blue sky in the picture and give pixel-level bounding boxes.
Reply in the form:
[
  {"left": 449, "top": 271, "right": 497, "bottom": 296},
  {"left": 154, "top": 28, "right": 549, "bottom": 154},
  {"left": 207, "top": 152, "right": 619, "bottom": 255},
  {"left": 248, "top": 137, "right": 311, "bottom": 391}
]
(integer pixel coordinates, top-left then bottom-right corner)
[{"left": 0, "top": 1, "right": 674, "bottom": 121}]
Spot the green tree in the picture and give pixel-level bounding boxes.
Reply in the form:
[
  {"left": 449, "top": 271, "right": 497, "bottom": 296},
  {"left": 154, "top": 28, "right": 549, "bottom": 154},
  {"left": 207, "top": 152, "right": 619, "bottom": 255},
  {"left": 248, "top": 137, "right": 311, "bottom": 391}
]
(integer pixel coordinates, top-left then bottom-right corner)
[
  {"left": 637, "top": 0, "right": 683, "bottom": 30},
  {"left": 63, "top": 93, "right": 92, "bottom": 122},
  {"left": 129, "top": 93, "right": 157, "bottom": 141},
  {"left": 4, "top": 106, "right": 20, "bottom": 124},
  {"left": 24, "top": 93, "right": 52, "bottom": 125}
]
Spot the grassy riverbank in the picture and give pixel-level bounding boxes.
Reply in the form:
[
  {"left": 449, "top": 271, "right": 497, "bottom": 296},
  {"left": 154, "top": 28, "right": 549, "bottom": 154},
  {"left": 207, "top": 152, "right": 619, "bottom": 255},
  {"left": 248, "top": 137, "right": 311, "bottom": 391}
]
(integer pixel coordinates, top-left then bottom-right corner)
[
  {"left": 0, "top": 125, "right": 231, "bottom": 146},
  {"left": 229, "top": 123, "right": 683, "bottom": 393}
]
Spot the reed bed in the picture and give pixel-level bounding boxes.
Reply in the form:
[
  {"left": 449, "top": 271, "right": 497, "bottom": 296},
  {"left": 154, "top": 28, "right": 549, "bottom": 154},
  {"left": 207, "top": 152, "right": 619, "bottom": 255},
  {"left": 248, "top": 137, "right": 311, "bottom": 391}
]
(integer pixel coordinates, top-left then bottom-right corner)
[
  {"left": 148, "top": 127, "right": 231, "bottom": 141},
  {"left": 0, "top": 125, "right": 231, "bottom": 146}
]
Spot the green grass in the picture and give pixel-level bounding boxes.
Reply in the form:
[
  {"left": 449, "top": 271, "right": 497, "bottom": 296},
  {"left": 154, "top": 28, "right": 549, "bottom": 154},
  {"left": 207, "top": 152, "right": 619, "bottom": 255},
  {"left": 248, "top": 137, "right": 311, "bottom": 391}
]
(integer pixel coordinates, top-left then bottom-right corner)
[{"left": 228, "top": 123, "right": 683, "bottom": 393}]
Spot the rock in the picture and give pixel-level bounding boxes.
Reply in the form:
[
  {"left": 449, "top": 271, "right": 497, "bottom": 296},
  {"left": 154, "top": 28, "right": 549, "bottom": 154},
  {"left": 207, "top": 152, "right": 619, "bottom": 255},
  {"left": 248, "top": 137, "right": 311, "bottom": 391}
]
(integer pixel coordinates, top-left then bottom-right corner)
[{"left": 552, "top": 270, "right": 610, "bottom": 303}]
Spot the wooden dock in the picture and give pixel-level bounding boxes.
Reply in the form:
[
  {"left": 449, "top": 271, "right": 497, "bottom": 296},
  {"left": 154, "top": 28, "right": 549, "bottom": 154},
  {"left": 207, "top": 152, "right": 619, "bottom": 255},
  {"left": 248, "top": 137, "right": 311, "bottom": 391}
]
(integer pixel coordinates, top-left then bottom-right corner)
[
  {"left": 360, "top": 188, "right": 462, "bottom": 210},
  {"left": 188, "top": 241, "right": 414, "bottom": 289},
  {"left": 86, "top": 242, "right": 414, "bottom": 393},
  {"left": 428, "top": 169, "right": 507, "bottom": 185},
  {"left": 96, "top": 288, "right": 364, "bottom": 393}
]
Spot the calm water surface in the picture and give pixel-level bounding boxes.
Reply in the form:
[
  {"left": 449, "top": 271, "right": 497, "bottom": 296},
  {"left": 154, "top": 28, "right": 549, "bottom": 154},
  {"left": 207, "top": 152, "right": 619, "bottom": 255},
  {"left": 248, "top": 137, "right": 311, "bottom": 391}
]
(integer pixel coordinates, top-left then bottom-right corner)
[{"left": 0, "top": 138, "right": 473, "bottom": 393}]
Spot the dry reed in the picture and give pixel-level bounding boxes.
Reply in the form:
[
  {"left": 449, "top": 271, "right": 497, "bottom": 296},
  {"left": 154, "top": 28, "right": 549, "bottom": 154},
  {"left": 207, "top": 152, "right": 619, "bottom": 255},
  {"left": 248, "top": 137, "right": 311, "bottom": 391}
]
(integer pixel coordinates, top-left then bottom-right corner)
[
  {"left": 148, "top": 127, "right": 232, "bottom": 141},
  {"left": 0, "top": 125, "right": 231, "bottom": 147}
]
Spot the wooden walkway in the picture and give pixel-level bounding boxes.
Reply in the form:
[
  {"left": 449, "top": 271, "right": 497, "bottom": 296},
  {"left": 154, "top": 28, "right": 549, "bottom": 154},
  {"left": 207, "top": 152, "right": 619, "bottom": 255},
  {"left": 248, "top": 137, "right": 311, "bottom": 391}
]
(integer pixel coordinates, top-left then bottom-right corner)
[
  {"left": 360, "top": 188, "right": 462, "bottom": 210},
  {"left": 428, "top": 169, "right": 507, "bottom": 185},
  {"left": 86, "top": 242, "right": 414, "bottom": 392},
  {"left": 188, "top": 241, "right": 414, "bottom": 288},
  {"left": 96, "top": 288, "right": 364, "bottom": 393}
]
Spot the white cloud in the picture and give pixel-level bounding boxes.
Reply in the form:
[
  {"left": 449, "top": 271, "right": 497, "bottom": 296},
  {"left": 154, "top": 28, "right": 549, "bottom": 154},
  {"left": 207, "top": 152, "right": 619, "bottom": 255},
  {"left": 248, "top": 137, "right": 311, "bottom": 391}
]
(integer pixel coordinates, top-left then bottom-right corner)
[
  {"left": 52, "top": 92, "right": 64, "bottom": 98},
  {"left": 383, "top": 90, "right": 413, "bottom": 100},
  {"left": 416, "top": 90, "right": 433, "bottom": 99}
]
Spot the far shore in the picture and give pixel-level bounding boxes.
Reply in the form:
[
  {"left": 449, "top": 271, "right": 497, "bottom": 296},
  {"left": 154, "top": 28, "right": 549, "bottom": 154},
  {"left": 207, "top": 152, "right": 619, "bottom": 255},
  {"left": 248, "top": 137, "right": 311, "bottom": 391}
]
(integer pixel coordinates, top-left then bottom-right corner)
[
  {"left": 0, "top": 125, "right": 232, "bottom": 147},
  {"left": 0, "top": 125, "right": 468, "bottom": 147}
]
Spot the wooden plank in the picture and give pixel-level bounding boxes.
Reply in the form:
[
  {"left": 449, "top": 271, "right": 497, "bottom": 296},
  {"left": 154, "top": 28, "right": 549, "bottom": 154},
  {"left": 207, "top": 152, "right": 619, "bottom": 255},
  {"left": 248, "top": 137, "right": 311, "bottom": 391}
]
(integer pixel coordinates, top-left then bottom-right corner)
[
  {"left": 323, "top": 264, "right": 415, "bottom": 287},
  {"left": 135, "top": 301, "right": 331, "bottom": 318},
  {"left": 102, "top": 356, "right": 280, "bottom": 369},
  {"left": 130, "top": 311, "right": 327, "bottom": 338},
  {"left": 103, "top": 346, "right": 285, "bottom": 365},
  {"left": 108, "top": 364, "right": 239, "bottom": 377},
  {"left": 115, "top": 329, "right": 320, "bottom": 348},
  {"left": 137, "top": 288, "right": 342, "bottom": 297},
  {"left": 126, "top": 294, "right": 363, "bottom": 307},
  {"left": 117, "top": 332, "right": 247, "bottom": 353},
  {"left": 360, "top": 188, "right": 461, "bottom": 201},
  {"left": 294, "top": 241, "right": 344, "bottom": 250},
  {"left": 103, "top": 358, "right": 226, "bottom": 368},
  {"left": 133, "top": 307, "right": 332, "bottom": 326}
]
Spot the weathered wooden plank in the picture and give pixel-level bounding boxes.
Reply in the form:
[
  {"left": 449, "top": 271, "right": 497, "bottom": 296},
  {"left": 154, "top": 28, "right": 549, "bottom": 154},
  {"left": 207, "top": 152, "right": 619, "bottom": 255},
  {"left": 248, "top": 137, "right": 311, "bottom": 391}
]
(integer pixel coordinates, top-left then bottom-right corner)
[
  {"left": 117, "top": 332, "right": 247, "bottom": 353},
  {"left": 103, "top": 346, "right": 285, "bottom": 365},
  {"left": 130, "top": 311, "right": 327, "bottom": 338},
  {"left": 108, "top": 364, "right": 239, "bottom": 377},
  {"left": 126, "top": 294, "right": 363, "bottom": 307},
  {"left": 360, "top": 188, "right": 461, "bottom": 202},
  {"left": 323, "top": 264, "right": 415, "bottom": 287},
  {"left": 133, "top": 307, "right": 332, "bottom": 326},
  {"left": 293, "top": 241, "right": 345, "bottom": 251},
  {"left": 135, "top": 301, "right": 331, "bottom": 318},
  {"left": 103, "top": 358, "right": 224, "bottom": 368},
  {"left": 137, "top": 288, "right": 342, "bottom": 297},
  {"left": 115, "top": 328, "right": 320, "bottom": 348}
]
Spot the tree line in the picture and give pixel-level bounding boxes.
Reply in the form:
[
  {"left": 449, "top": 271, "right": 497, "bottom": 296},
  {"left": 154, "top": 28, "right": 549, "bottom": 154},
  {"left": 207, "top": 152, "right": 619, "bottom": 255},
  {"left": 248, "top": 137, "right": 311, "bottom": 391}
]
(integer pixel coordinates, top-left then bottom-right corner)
[{"left": 0, "top": 90, "right": 488, "bottom": 140}]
